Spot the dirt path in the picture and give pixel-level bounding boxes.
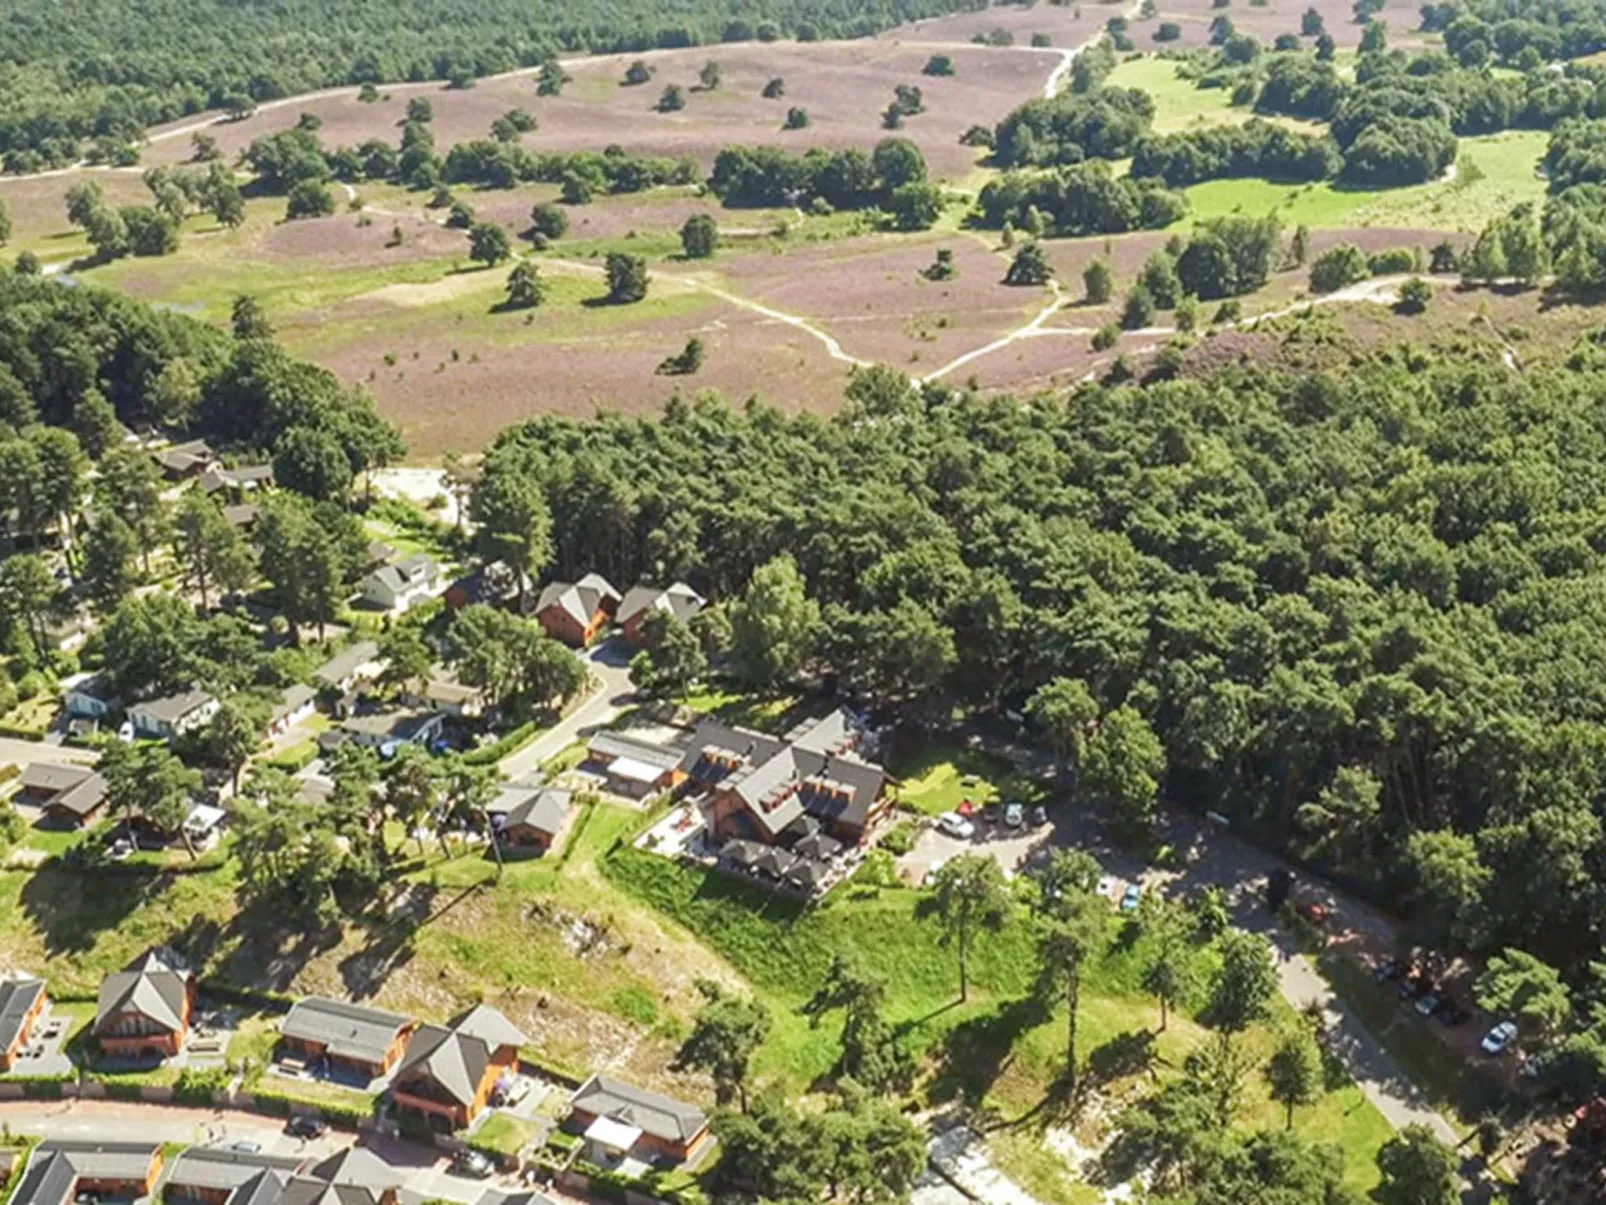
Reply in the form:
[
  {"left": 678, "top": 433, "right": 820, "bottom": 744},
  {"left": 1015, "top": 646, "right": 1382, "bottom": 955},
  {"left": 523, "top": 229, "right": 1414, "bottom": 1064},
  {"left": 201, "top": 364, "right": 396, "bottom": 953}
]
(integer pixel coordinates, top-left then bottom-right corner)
[{"left": 921, "top": 273, "right": 1414, "bottom": 384}]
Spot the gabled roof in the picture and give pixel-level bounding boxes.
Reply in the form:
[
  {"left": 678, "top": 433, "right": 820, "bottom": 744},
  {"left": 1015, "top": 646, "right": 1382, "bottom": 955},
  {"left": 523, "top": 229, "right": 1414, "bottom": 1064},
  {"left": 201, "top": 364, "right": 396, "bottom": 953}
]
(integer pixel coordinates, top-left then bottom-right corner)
[
  {"left": 166, "top": 1148, "right": 306, "bottom": 1192},
  {"left": 535, "top": 573, "right": 620, "bottom": 628},
  {"left": 0, "top": 977, "right": 45, "bottom": 1052},
  {"left": 13, "top": 1143, "right": 161, "bottom": 1205},
  {"left": 281, "top": 996, "right": 414, "bottom": 1066},
  {"left": 153, "top": 439, "right": 215, "bottom": 474},
  {"left": 587, "top": 731, "right": 684, "bottom": 772},
  {"left": 678, "top": 708, "right": 886, "bottom": 838},
  {"left": 500, "top": 786, "right": 571, "bottom": 837},
  {"left": 570, "top": 1074, "right": 708, "bottom": 1145},
  {"left": 340, "top": 709, "right": 437, "bottom": 743},
  {"left": 130, "top": 687, "right": 216, "bottom": 724},
  {"left": 617, "top": 582, "right": 705, "bottom": 628},
  {"left": 366, "top": 552, "right": 438, "bottom": 594},
  {"left": 272, "top": 684, "right": 318, "bottom": 724},
  {"left": 304, "top": 1147, "right": 398, "bottom": 1191},
  {"left": 223, "top": 503, "right": 262, "bottom": 529},
  {"left": 394, "top": 1004, "right": 526, "bottom": 1106},
  {"left": 18, "top": 762, "right": 94, "bottom": 796},
  {"left": 314, "top": 641, "right": 380, "bottom": 687},
  {"left": 95, "top": 948, "right": 192, "bottom": 1035}
]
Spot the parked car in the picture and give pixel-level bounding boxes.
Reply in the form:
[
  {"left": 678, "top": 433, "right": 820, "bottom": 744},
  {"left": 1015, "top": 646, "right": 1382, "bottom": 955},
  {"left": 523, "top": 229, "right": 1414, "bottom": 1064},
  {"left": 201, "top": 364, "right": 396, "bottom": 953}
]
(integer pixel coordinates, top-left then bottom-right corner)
[
  {"left": 1481, "top": 1020, "right": 1519, "bottom": 1056},
  {"left": 937, "top": 812, "right": 975, "bottom": 840},
  {"left": 1372, "top": 957, "right": 1407, "bottom": 983},
  {"left": 285, "top": 1115, "right": 328, "bottom": 1139},
  {"left": 1432, "top": 997, "right": 1472, "bottom": 1027},
  {"left": 1121, "top": 884, "right": 1143, "bottom": 912},
  {"left": 1004, "top": 802, "right": 1025, "bottom": 828},
  {"left": 1398, "top": 974, "right": 1433, "bottom": 1002},
  {"left": 1030, "top": 805, "right": 1048, "bottom": 827},
  {"left": 228, "top": 1141, "right": 262, "bottom": 1154},
  {"left": 453, "top": 1150, "right": 494, "bottom": 1178},
  {"left": 1414, "top": 992, "right": 1442, "bottom": 1017}
]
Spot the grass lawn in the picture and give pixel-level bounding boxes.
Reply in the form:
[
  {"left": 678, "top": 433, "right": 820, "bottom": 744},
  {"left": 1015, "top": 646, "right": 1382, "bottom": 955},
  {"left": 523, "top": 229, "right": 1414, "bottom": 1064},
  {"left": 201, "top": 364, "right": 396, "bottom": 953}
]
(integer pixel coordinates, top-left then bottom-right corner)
[
  {"left": 676, "top": 688, "right": 802, "bottom": 730},
  {"left": 603, "top": 837, "right": 1395, "bottom": 1196},
  {"left": 472, "top": 1113, "right": 544, "bottom": 1157},
  {"left": 890, "top": 743, "right": 1048, "bottom": 817},
  {"left": 1177, "top": 131, "right": 1546, "bottom": 235}
]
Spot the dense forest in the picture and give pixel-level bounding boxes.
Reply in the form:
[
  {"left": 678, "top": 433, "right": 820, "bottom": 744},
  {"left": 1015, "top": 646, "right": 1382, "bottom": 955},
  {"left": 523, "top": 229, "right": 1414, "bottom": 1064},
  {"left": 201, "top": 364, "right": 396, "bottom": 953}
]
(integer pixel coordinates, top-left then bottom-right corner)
[
  {"left": 0, "top": 0, "right": 982, "bottom": 167},
  {"left": 470, "top": 352, "right": 1606, "bottom": 1006}
]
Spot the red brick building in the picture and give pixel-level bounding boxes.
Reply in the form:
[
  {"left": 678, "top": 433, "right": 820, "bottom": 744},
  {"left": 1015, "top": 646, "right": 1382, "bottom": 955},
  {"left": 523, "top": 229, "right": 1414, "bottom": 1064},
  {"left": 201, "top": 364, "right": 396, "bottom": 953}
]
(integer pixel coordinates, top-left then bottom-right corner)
[
  {"left": 391, "top": 1003, "right": 526, "bottom": 1131},
  {"left": 0, "top": 978, "right": 48, "bottom": 1072},
  {"left": 677, "top": 709, "right": 891, "bottom": 847},
  {"left": 93, "top": 949, "right": 195, "bottom": 1059},
  {"left": 534, "top": 574, "right": 620, "bottom": 647}
]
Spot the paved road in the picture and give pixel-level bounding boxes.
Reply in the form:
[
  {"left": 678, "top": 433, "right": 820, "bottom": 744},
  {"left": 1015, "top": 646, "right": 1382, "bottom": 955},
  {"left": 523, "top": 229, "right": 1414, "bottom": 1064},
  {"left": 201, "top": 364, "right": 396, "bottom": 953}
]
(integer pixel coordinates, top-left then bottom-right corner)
[
  {"left": 1052, "top": 805, "right": 1459, "bottom": 1144},
  {"left": 0, "top": 1101, "right": 510, "bottom": 1204},
  {"left": 0, "top": 735, "right": 98, "bottom": 769},
  {"left": 497, "top": 638, "right": 637, "bottom": 782}
]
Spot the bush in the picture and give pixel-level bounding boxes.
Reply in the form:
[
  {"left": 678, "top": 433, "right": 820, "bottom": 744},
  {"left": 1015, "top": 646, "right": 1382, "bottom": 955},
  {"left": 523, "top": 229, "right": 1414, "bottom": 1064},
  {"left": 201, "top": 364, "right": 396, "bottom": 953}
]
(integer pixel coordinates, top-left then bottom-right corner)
[
  {"left": 1367, "top": 246, "right": 1421, "bottom": 275},
  {"left": 1092, "top": 323, "right": 1120, "bottom": 351},
  {"left": 1309, "top": 243, "right": 1370, "bottom": 293},
  {"left": 1395, "top": 275, "right": 1433, "bottom": 314},
  {"left": 1155, "top": 22, "right": 1182, "bottom": 40},
  {"left": 879, "top": 819, "right": 920, "bottom": 856}
]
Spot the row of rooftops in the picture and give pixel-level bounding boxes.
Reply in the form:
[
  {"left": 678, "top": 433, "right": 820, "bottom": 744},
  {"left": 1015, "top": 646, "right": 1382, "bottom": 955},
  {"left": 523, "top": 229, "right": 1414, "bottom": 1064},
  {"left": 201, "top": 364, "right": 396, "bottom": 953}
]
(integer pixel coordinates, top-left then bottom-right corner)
[{"left": 10, "top": 1142, "right": 410, "bottom": 1205}]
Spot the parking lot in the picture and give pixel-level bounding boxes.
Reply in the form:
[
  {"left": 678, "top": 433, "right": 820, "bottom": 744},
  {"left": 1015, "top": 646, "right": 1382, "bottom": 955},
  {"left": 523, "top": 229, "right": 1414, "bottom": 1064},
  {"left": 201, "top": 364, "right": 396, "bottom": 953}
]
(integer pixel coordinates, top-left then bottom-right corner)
[
  {"left": 5, "top": 1006, "right": 75, "bottom": 1077},
  {"left": 895, "top": 815, "right": 1052, "bottom": 885}
]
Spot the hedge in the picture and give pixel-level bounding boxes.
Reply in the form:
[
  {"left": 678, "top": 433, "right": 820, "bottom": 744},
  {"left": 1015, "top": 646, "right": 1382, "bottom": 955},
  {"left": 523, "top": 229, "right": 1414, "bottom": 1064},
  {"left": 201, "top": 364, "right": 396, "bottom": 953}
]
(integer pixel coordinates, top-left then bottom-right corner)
[
  {"left": 460, "top": 721, "right": 539, "bottom": 766},
  {"left": 249, "top": 1088, "right": 373, "bottom": 1130}
]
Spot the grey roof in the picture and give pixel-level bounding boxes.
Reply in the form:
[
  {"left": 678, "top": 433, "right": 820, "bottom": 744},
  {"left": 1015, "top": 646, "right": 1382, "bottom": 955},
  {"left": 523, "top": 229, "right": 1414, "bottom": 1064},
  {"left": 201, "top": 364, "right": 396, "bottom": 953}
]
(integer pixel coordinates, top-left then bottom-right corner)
[
  {"left": 314, "top": 641, "right": 380, "bottom": 687},
  {"left": 341, "top": 709, "right": 437, "bottom": 743},
  {"left": 14, "top": 1143, "right": 161, "bottom": 1205},
  {"left": 10, "top": 1151, "right": 78, "bottom": 1205},
  {"left": 154, "top": 440, "right": 215, "bottom": 474},
  {"left": 223, "top": 503, "right": 262, "bottom": 528},
  {"left": 500, "top": 787, "right": 571, "bottom": 837},
  {"left": 305, "top": 1147, "right": 399, "bottom": 1191},
  {"left": 232, "top": 1169, "right": 296, "bottom": 1205},
  {"left": 18, "top": 762, "right": 94, "bottom": 796},
  {"left": 367, "top": 552, "right": 438, "bottom": 595},
  {"left": 272, "top": 684, "right": 318, "bottom": 724},
  {"left": 535, "top": 573, "right": 620, "bottom": 628},
  {"left": 34, "top": 768, "right": 108, "bottom": 819},
  {"left": 451, "top": 1002, "right": 528, "bottom": 1050},
  {"left": 96, "top": 948, "right": 192, "bottom": 1035},
  {"left": 131, "top": 687, "right": 216, "bottom": 724},
  {"left": 201, "top": 464, "right": 275, "bottom": 494},
  {"left": 678, "top": 709, "right": 886, "bottom": 838},
  {"left": 167, "top": 1149, "right": 306, "bottom": 1192},
  {"left": 474, "top": 1193, "right": 558, "bottom": 1205},
  {"left": 617, "top": 582, "right": 705, "bottom": 627},
  {"left": 570, "top": 1075, "right": 708, "bottom": 1145},
  {"left": 0, "top": 977, "right": 45, "bottom": 1052},
  {"left": 281, "top": 996, "right": 413, "bottom": 1065},
  {"left": 395, "top": 1004, "right": 526, "bottom": 1107},
  {"left": 587, "top": 731, "right": 684, "bottom": 772}
]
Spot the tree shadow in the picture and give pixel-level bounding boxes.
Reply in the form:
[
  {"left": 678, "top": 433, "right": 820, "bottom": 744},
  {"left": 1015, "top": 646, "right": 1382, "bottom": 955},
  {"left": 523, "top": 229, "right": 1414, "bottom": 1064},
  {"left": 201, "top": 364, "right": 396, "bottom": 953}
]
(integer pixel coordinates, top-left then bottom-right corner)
[
  {"left": 19, "top": 862, "right": 170, "bottom": 957},
  {"left": 1087, "top": 1029, "right": 1162, "bottom": 1085},
  {"left": 925, "top": 994, "right": 1050, "bottom": 1108},
  {"left": 213, "top": 895, "right": 344, "bottom": 993},
  {"left": 337, "top": 880, "right": 467, "bottom": 1000}
]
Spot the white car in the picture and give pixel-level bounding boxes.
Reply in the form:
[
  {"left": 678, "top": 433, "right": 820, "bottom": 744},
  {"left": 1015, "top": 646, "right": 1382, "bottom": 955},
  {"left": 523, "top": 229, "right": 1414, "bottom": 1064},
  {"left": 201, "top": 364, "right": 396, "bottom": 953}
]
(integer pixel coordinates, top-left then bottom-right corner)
[
  {"left": 1480, "top": 1020, "right": 1518, "bottom": 1056},
  {"left": 936, "top": 812, "right": 975, "bottom": 840}
]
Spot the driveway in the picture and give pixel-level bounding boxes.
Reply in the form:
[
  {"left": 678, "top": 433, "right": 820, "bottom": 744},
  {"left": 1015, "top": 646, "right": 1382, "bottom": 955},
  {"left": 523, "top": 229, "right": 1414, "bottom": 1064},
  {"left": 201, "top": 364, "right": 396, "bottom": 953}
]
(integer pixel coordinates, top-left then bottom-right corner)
[{"left": 498, "top": 638, "right": 636, "bottom": 781}]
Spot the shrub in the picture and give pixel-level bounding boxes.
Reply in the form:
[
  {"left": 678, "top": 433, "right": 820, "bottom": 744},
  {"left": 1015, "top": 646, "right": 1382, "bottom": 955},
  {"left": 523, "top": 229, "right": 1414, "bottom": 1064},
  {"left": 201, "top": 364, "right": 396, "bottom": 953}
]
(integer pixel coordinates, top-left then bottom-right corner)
[
  {"left": 1092, "top": 323, "right": 1120, "bottom": 350},
  {"left": 1395, "top": 275, "right": 1433, "bottom": 314},
  {"left": 1155, "top": 22, "right": 1182, "bottom": 40},
  {"left": 1309, "top": 243, "right": 1370, "bottom": 293},
  {"left": 1367, "top": 246, "right": 1421, "bottom": 275}
]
